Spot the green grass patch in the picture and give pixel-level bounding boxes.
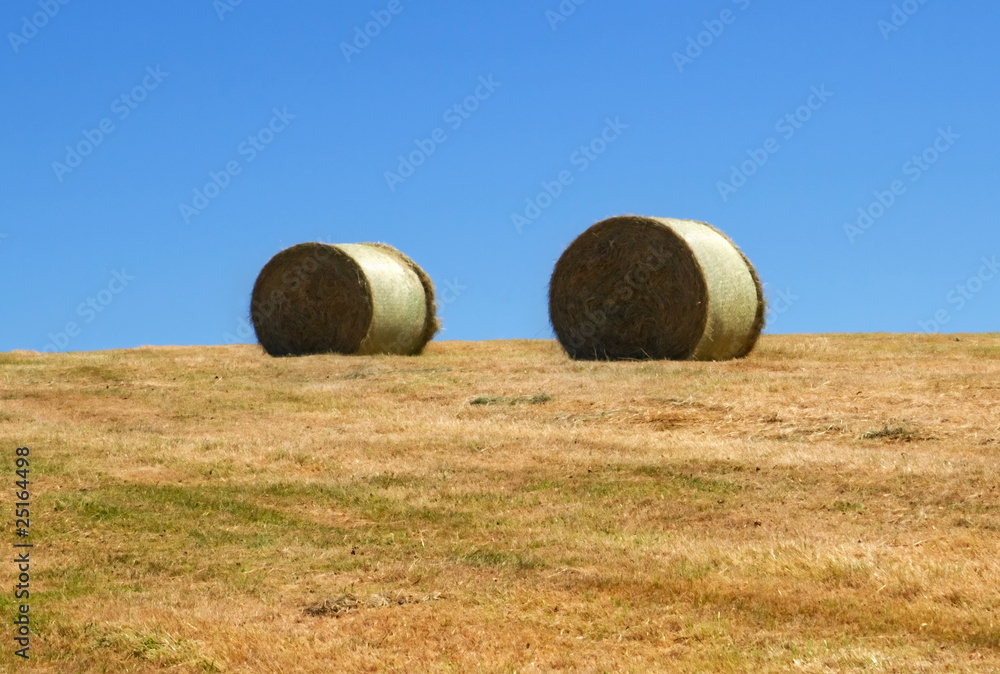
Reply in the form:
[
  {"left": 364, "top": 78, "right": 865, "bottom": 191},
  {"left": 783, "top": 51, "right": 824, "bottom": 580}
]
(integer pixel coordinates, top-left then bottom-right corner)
[
  {"left": 68, "top": 364, "right": 128, "bottom": 382},
  {"left": 859, "top": 424, "right": 920, "bottom": 441},
  {"left": 830, "top": 500, "right": 865, "bottom": 513},
  {"left": 81, "top": 626, "right": 220, "bottom": 670},
  {"left": 631, "top": 465, "right": 741, "bottom": 494},
  {"left": 471, "top": 393, "right": 553, "bottom": 405},
  {"left": 460, "top": 548, "right": 544, "bottom": 570},
  {"left": 969, "top": 346, "right": 1000, "bottom": 360}
]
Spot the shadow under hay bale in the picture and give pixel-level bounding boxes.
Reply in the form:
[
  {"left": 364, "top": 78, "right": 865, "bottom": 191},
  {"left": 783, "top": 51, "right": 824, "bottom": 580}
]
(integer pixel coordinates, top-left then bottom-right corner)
[
  {"left": 250, "top": 242, "right": 439, "bottom": 357},
  {"left": 548, "top": 215, "right": 765, "bottom": 361}
]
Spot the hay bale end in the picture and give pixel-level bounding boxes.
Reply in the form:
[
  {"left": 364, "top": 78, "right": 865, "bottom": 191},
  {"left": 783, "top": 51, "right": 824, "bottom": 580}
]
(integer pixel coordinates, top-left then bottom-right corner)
[
  {"left": 548, "top": 216, "right": 764, "bottom": 361},
  {"left": 250, "top": 242, "right": 439, "bottom": 357}
]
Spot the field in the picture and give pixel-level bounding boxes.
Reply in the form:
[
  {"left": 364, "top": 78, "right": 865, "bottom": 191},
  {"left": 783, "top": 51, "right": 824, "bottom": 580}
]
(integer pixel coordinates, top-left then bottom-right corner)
[{"left": 2, "top": 334, "right": 1000, "bottom": 672}]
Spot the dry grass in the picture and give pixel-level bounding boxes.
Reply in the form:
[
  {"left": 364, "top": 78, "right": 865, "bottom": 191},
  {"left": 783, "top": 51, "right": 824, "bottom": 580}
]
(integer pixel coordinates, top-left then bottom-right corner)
[{"left": 2, "top": 334, "right": 1000, "bottom": 672}]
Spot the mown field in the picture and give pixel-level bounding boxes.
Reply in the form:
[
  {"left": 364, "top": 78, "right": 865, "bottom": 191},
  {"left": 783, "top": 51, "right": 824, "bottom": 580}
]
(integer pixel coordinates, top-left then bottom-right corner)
[{"left": 2, "top": 334, "right": 1000, "bottom": 672}]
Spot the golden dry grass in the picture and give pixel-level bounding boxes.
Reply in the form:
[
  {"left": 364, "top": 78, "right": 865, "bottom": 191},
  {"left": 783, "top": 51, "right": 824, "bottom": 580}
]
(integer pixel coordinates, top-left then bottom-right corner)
[{"left": 2, "top": 334, "right": 1000, "bottom": 672}]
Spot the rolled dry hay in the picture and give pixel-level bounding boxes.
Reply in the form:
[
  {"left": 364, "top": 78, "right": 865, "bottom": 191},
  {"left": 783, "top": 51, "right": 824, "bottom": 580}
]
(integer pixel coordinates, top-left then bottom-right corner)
[
  {"left": 250, "top": 242, "right": 439, "bottom": 357},
  {"left": 548, "top": 216, "right": 764, "bottom": 361}
]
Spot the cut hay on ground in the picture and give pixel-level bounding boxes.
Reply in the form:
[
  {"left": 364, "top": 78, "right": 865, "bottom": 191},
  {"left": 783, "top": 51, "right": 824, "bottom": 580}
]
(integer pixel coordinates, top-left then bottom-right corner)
[
  {"left": 250, "top": 242, "right": 439, "bottom": 357},
  {"left": 548, "top": 215, "right": 764, "bottom": 361}
]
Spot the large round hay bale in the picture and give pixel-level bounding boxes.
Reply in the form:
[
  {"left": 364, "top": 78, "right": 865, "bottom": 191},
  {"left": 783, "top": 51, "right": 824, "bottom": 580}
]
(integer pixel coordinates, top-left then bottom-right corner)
[
  {"left": 548, "top": 216, "right": 764, "bottom": 361},
  {"left": 250, "top": 242, "right": 439, "bottom": 357}
]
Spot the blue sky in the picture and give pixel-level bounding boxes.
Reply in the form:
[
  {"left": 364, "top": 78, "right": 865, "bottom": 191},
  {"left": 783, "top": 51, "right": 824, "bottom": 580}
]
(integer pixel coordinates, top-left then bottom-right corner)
[{"left": 2, "top": 1, "right": 997, "bottom": 352}]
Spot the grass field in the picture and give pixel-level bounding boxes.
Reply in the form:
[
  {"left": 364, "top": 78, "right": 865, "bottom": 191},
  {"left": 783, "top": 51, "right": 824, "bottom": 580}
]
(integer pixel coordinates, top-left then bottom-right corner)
[{"left": 3, "top": 334, "right": 1000, "bottom": 672}]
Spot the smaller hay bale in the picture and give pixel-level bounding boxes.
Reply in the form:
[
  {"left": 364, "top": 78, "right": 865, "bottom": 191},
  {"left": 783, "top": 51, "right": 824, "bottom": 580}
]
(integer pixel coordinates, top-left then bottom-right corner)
[
  {"left": 548, "top": 215, "right": 764, "bottom": 361},
  {"left": 250, "top": 242, "right": 439, "bottom": 357}
]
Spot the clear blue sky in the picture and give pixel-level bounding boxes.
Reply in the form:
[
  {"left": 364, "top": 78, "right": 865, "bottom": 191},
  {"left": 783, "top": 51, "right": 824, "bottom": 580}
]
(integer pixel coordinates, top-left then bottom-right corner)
[{"left": 2, "top": 1, "right": 998, "bottom": 352}]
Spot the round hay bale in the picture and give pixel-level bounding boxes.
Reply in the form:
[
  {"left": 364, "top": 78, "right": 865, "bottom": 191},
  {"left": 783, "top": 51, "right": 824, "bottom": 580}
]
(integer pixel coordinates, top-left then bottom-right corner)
[
  {"left": 548, "top": 216, "right": 764, "bottom": 361},
  {"left": 250, "top": 242, "right": 439, "bottom": 357}
]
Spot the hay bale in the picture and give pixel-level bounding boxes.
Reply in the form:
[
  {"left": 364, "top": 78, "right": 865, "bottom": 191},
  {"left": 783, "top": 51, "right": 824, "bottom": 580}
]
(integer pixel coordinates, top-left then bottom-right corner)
[
  {"left": 548, "top": 216, "right": 764, "bottom": 361},
  {"left": 250, "top": 242, "right": 439, "bottom": 357}
]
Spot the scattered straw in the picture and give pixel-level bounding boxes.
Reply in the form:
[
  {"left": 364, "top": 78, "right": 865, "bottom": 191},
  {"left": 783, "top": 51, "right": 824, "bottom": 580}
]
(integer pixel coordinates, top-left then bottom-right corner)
[{"left": 470, "top": 393, "right": 553, "bottom": 406}]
